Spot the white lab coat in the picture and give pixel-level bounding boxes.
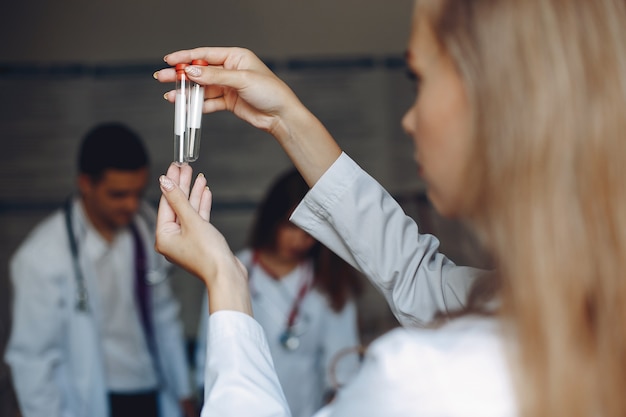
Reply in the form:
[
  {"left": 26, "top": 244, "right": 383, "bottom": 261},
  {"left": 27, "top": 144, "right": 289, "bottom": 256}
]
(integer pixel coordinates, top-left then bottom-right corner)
[
  {"left": 204, "top": 311, "right": 516, "bottom": 417},
  {"left": 196, "top": 249, "right": 360, "bottom": 417},
  {"left": 5, "top": 199, "right": 191, "bottom": 417},
  {"left": 197, "top": 153, "right": 510, "bottom": 416}
]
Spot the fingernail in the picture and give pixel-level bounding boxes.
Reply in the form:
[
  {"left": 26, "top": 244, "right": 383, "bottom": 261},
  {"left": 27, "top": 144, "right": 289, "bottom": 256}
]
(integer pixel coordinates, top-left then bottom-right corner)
[
  {"left": 163, "top": 92, "right": 169, "bottom": 101},
  {"left": 186, "top": 66, "right": 201, "bottom": 77},
  {"left": 159, "top": 175, "right": 176, "bottom": 191},
  {"left": 163, "top": 55, "right": 169, "bottom": 63},
  {"left": 198, "top": 172, "right": 205, "bottom": 178},
  {"left": 153, "top": 71, "right": 159, "bottom": 80}
]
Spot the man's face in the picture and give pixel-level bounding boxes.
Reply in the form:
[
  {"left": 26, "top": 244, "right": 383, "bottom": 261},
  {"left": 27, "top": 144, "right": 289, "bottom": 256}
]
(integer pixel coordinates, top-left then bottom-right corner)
[{"left": 79, "top": 168, "right": 149, "bottom": 235}]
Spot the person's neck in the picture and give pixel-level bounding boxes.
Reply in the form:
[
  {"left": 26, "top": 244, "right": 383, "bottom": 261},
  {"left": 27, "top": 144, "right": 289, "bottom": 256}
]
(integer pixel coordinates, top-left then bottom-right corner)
[
  {"left": 80, "top": 200, "right": 117, "bottom": 243},
  {"left": 256, "top": 250, "right": 300, "bottom": 280}
]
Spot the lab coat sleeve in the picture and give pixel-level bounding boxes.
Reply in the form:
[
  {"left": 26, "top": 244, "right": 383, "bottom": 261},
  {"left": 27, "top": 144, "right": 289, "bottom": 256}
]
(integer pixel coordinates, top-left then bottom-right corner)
[
  {"left": 5, "top": 220, "right": 69, "bottom": 417},
  {"left": 202, "top": 311, "right": 291, "bottom": 417},
  {"left": 195, "top": 248, "right": 251, "bottom": 392},
  {"left": 290, "top": 153, "right": 484, "bottom": 327}
]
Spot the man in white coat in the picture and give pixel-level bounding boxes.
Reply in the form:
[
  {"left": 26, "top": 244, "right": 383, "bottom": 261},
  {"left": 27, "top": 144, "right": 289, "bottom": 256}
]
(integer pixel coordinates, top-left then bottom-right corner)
[{"left": 5, "top": 123, "right": 197, "bottom": 417}]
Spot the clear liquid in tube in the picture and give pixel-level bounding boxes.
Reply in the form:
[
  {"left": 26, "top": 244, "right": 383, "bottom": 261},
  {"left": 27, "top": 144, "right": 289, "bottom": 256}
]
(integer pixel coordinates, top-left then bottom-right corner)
[
  {"left": 186, "top": 59, "right": 209, "bottom": 162},
  {"left": 174, "top": 63, "right": 189, "bottom": 165},
  {"left": 187, "top": 83, "right": 204, "bottom": 162}
]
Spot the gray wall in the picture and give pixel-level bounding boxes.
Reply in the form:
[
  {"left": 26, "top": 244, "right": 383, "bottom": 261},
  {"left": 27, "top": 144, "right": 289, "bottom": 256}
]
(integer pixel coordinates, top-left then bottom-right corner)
[
  {"left": 0, "top": 1, "right": 490, "bottom": 414},
  {"left": 1, "top": 0, "right": 414, "bottom": 63}
]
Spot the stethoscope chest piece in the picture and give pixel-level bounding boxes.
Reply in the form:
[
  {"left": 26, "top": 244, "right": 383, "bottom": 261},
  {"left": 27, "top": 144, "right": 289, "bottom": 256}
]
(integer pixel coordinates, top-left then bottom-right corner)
[{"left": 280, "top": 328, "right": 301, "bottom": 351}]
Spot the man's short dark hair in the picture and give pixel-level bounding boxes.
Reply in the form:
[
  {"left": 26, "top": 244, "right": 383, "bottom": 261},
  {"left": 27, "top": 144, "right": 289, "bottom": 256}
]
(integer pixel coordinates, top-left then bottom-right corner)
[{"left": 78, "top": 122, "right": 149, "bottom": 180}]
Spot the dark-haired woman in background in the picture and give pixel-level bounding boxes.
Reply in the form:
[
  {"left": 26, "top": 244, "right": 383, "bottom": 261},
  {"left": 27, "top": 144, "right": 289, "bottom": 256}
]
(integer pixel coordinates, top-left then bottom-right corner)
[{"left": 194, "top": 169, "right": 363, "bottom": 417}]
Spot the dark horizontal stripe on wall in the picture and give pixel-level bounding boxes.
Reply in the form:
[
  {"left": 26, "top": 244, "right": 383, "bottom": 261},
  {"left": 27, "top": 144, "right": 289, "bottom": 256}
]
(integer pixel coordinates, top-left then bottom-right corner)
[
  {"left": 286, "top": 56, "right": 407, "bottom": 71},
  {"left": 383, "top": 56, "right": 407, "bottom": 69},
  {"left": 0, "top": 55, "right": 406, "bottom": 79},
  {"left": 0, "top": 199, "right": 259, "bottom": 214},
  {"left": 0, "top": 62, "right": 165, "bottom": 79},
  {"left": 0, "top": 190, "right": 427, "bottom": 214},
  {"left": 286, "top": 57, "right": 376, "bottom": 71}
]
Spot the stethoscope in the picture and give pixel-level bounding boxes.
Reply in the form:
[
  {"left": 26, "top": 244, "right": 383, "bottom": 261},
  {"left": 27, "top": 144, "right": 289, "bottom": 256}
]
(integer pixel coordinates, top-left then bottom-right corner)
[
  {"left": 63, "top": 197, "right": 166, "bottom": 313},
  {"left": 247, "top": 251, "right": 312, "bottom": 351}
]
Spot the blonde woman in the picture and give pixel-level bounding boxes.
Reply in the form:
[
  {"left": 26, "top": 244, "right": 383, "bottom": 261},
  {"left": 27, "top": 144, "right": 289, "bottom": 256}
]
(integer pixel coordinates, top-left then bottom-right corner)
[{"left": 153, "top": 0, "right": 626, "bottom": 416}]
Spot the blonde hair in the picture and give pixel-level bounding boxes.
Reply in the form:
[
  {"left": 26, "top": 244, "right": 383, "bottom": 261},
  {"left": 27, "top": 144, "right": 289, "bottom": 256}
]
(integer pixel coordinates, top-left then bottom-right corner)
[{"left": 417, "top": 0, "right": 626, "bottom": 415}]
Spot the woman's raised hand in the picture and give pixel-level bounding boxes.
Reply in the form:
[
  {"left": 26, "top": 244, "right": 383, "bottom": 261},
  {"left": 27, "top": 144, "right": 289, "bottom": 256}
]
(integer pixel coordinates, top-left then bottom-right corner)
[
  {"left": 155, "top": 47, "right": 302, "bottom": 138},
  {"left": 155, "top": 46, "right": 341, "bottom": 187}
]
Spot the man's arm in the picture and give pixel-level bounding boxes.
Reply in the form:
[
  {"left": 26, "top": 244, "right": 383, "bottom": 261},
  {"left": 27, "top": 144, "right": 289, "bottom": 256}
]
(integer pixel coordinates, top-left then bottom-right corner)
[{"left": 5, "top": 232, "right": 68, "bottom": 417}]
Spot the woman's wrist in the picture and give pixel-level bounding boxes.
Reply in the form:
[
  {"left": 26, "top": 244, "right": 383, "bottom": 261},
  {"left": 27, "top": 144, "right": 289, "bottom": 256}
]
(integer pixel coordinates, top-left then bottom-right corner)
[
  {"left": 273, "top": 103, "right": 342, "bottom": 187},
  {"left": 205, "top": 253, "right": 253, "bottom": 316}
]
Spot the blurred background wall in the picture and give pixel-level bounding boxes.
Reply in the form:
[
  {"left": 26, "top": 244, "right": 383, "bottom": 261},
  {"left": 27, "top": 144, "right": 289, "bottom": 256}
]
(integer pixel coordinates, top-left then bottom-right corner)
[{"left": 0, "top": 1, "right": 490, "bottom": 414}]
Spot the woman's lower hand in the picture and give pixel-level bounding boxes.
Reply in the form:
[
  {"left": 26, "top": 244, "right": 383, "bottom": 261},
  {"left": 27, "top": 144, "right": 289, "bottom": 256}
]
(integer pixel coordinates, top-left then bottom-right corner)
[{"left": 155, "top": 163, "right": 252, "bottom": 315}]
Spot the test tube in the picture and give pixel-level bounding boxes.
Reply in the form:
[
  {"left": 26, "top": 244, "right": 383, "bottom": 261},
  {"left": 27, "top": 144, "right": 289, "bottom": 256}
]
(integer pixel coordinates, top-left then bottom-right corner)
[
  {"left": 174, "top": 63, "right": 190, "bottom": 165},
  {"left": 186, "top": 59, "right": 209, "bottom": 162}
]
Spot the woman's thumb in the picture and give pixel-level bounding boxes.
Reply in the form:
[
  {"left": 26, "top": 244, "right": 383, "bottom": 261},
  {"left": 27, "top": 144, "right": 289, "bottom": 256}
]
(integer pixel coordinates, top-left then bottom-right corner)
[{"left": 159, "top": 175, "right": 194, "bottom": 221}]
